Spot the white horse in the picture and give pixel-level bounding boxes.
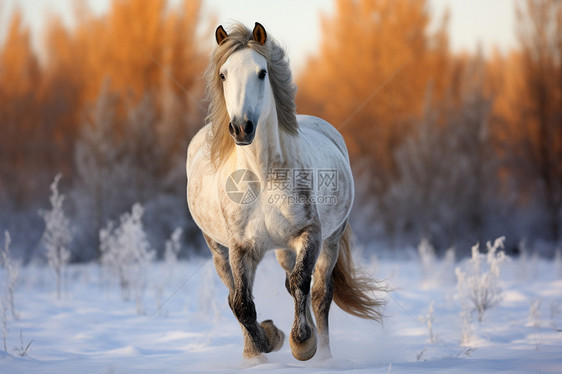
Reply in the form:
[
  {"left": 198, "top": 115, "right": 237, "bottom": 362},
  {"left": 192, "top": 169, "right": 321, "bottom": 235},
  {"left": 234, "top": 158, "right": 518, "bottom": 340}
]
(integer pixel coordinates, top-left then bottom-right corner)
[{"left": 186, "top": 22, "right": 383, "bottom": 361}]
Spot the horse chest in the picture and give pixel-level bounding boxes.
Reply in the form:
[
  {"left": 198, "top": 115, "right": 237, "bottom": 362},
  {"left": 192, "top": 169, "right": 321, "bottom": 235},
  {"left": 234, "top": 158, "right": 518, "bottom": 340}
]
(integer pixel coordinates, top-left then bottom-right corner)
[
  {"left": 221, "top": 194, "right": 304, "bottom": 249},
  {"left": 189, "top": 175, "right": 301, "bottom": 249}
]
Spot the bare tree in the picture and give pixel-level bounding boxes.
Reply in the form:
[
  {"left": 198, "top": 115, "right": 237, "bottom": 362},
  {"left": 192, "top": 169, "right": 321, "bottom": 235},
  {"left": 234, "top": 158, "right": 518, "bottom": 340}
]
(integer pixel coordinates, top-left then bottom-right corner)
[
  {"left": 382, "top": 55, "right": 497, "bottom": 252},
  {"left": 513, "top": 0, "right": 562, "bottom": 243}
]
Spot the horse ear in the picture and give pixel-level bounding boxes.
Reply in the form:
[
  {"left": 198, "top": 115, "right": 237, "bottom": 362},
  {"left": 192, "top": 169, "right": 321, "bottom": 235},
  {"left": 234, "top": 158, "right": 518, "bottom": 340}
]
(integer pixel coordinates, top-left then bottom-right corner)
[
  {"left": 215, "top": 25, "right": 228, "bottom": 45},
  {"left": 252, "top": 22, "right": 267, "bottom": 45}
]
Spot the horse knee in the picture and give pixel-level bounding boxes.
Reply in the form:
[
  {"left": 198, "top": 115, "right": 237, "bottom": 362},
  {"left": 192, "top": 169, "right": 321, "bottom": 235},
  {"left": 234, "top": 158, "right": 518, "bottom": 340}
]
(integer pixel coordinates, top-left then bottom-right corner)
[
  {"left": 289, "top": 268, "right": 312, "bottom": 297},
  {"left": 229, "top": 291, "right": 257, "bottom": 326},
  {"left": 312, "top": 276, "right": 333, "bottom": 299},
  {"left": 312, "top": 279, "right": 334, "bottom": 316}
]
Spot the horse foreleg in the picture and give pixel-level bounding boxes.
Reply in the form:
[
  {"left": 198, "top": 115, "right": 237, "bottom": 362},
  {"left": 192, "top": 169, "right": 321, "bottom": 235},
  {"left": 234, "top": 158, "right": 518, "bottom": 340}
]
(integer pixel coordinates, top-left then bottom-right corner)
[
  {"left": 229, "top": 245, "right": 284, "bottom": 359},
  {"left": 288, "top": 225, "right": 321, "bottom": 361},
  {"left": 203, "top": 233, "right": 234, "bottom": 290}
]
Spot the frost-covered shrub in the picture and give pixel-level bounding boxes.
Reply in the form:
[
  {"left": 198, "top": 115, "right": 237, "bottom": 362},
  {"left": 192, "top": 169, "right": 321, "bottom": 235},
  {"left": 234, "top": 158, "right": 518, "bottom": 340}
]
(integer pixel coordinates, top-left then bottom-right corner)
[
  {"left": 198, "top": 264, "right": 220, "bottom": 323},
  {"left": 456, "top": 237, "right": 508, "bottom": 323},
  {"left": 154, "top": 227, "right": 183, "bottom": 317},
  {"left": 420, "top": 301, "right": 437, "bottom": 343},
  {"left": 1, "top": 231, "right": 20, "bottom": 320},
  {"left": 100, "top": 203, "right": 155, "bottom": 313},
  {"left": 1, "top": 298, "right": 7, "bottom": 352},
  {"left": 459, "top": 307, "right": 472, "bottom": 345},
  {"left": 529, "top": 299, "right": 542, "bottom": 328},
  {"left": 555, "top": 249, "right": 562, "bottom": 279},
  {"left": 164, "top": 228, "right": 182, "bottom": 268},
  {"left": 442, "top": 248, "right": 457, "bottom": 284},
  {"left": 518, "top": 240, "right": 539, "bottom": 281},
  {"left": 550, "top": 301, "right": 561, "bottom": 330},
  {"left": 1, "top": 231, "right": 18, "bottom": 352},
  {"left": 419, "top": 238, "right": 456, "bottom": 287},
  {"left": 40, "top": 174, "right": 71, "bottom": 299},
  {"left": 419, "top": 238, "right": 436, "bottom": 285}
]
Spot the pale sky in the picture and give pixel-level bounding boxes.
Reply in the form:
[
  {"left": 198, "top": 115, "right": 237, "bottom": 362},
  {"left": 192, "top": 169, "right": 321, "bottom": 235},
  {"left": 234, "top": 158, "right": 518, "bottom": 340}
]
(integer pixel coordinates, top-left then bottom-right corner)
[{"left": 0, "top": 0, "right": 517, "bottom": 74}]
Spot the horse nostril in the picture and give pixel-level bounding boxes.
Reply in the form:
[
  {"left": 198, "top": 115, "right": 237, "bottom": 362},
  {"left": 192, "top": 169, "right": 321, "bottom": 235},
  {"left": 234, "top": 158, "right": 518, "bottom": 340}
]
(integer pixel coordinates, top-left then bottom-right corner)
[
  {"left": 229, "top": 122, "right": 240, "bottom": 135},
  {"left": 244, "top": 121, "right": 254, "bottom": 135}
]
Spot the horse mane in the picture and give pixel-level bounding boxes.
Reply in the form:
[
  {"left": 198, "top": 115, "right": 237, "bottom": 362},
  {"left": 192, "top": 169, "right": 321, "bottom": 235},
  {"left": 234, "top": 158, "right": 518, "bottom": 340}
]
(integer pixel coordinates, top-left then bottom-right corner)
[{"left": 204, "top": 22, "right": 299, "bottom": 169}]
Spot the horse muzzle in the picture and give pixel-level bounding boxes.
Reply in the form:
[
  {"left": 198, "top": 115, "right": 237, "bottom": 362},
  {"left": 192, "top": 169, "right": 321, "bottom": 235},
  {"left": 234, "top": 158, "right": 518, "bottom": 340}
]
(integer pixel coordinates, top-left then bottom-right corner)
[{"left": 229, "top": 119, "right": 255, "bottom": 146}]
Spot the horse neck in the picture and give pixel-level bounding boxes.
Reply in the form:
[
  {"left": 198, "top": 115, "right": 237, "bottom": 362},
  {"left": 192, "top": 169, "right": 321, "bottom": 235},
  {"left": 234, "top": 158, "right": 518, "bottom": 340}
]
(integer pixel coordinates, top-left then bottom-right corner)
[{"left": 234, "top": 103, "right": 286, "bottom": 177}]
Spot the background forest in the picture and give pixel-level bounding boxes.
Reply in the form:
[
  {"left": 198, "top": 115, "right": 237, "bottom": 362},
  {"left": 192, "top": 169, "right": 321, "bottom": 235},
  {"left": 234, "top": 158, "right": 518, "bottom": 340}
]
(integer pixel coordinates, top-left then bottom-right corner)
[{"left": 0, "top": 0, "right": 561, "bottom": 262}]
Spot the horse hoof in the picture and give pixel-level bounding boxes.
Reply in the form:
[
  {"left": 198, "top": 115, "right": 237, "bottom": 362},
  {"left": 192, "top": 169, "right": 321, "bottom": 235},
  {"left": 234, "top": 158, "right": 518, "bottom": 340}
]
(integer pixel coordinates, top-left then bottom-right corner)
[
  {"left": 260, "top": 320, "right": 284, "bottom": 352},
  {"left": 289, "top": 330, "right": 317, "bottom": 361}
]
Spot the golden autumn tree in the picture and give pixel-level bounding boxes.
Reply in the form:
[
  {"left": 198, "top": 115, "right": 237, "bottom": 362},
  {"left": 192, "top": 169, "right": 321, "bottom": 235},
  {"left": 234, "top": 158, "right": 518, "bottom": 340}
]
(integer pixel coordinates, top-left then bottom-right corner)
[
  {"left": 296, "top": 0, "right": 526, "bottom": 250},
  {"left": 0, "top": 0, "right": 207, "bottom": 259},
  {"left": 43, "top": 0, "right": 204, "bottom": 114},
  {"left": 0, "top": 11, "right": 43, "bottom": 208},
  {"left": 61, "top": 0, "right": 206, "bottom": 259},
  {"left": 297, "top": 0, "right": 450, "bottom": 193},
  {"left": 37, "top": 0, "right": 205, "bottom": 183},
  {"left": 499, "top": 0, "right": 562, "bottom": 242},
  {"left": 0, "top": 0, "right": 205, "bottom": 208}
]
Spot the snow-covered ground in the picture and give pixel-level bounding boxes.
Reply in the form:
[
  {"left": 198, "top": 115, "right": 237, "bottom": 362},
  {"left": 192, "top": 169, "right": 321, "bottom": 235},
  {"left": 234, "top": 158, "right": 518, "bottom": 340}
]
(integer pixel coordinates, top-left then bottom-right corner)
[{"left": 1, "top": 249, "right": 561, "bottom": 373}]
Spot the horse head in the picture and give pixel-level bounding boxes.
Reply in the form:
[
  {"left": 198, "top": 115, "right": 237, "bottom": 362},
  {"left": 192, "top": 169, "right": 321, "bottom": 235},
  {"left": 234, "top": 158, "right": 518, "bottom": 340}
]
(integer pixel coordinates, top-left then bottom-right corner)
[{"left": 216, "top": 23, "right": 272, "bottom": 146}]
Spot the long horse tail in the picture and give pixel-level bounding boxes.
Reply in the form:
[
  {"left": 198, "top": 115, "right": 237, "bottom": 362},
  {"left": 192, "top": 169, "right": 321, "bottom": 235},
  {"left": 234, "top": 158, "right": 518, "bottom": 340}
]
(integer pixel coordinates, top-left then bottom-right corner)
[{"left": 331, "top": 223, "right": 385, "bottom": 321}]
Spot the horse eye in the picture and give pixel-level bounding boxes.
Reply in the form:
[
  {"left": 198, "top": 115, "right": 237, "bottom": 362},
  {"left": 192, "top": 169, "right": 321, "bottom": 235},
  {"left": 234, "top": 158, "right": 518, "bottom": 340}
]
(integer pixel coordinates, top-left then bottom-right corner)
[
  {"left": 220, "top": 73, "right": 226, "bottom": 81},
  {"left": 258, "top": 70, "right": 267, "bottom": 80}
]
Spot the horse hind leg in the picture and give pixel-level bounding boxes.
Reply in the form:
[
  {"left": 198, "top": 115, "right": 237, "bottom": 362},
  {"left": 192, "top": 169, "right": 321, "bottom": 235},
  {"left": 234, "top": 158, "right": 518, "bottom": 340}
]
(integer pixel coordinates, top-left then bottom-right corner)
[
  {"left": 275, "top": 249, "right": 296, "bottom": 294},
  {"left": 311, "top": 221, "right": 347, "bottom": 360}
]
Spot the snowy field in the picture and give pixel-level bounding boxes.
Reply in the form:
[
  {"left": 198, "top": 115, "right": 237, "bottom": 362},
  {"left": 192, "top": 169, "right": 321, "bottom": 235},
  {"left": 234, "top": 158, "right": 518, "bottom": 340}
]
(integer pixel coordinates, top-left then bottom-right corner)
[{"left": 1, "top": 246, "right": 562, "bottom": 374}]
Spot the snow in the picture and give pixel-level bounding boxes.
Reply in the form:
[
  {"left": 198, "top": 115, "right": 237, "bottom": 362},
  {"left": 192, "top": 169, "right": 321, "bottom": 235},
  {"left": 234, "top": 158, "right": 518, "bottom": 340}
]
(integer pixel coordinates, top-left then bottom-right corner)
[{"left": 1, "top": 251, "right": 561, "bottom": 373}]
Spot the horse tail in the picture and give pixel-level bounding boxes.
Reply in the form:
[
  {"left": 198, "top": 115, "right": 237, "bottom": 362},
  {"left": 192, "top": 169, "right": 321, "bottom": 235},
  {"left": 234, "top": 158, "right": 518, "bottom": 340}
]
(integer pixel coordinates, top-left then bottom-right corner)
[{"left": 331, "top": 223, "right": 385, "bottom": 321}]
